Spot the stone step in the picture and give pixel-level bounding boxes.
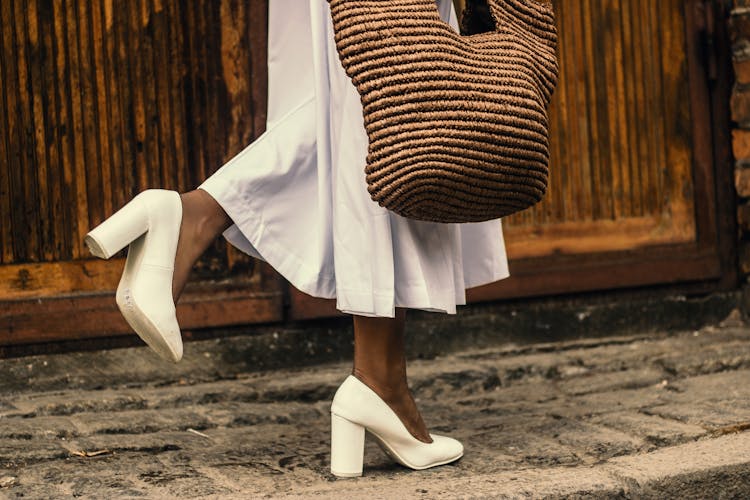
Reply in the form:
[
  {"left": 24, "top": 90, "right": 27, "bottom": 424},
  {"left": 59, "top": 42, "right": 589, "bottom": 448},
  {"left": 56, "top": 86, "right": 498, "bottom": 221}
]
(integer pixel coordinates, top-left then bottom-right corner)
[{"left": 0, "top": 325, "right": 748, "bottom": 497}]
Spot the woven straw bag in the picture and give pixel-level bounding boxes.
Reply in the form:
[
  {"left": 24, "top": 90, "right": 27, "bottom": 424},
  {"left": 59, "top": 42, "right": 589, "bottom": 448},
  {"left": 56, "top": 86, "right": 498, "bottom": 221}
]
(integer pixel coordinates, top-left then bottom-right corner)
[{"left": 328, "top": 0, "right": 559, "bottom": 223}]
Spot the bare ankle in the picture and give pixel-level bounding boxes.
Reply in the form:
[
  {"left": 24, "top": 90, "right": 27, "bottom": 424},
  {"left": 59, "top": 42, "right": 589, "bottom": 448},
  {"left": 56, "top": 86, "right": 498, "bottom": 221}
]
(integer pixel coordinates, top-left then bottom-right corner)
[
  {"left": 352, "top": 370, "right": 433, "bottom": 444},
  {"left": 181, "top": 190, "right": 231, "bottom": 243},
  {"left": 350, "top": 310, "right": 432, "bottom": 443},
  {"left": 172, "top": 191, "right": 231, "bottom": 301}
]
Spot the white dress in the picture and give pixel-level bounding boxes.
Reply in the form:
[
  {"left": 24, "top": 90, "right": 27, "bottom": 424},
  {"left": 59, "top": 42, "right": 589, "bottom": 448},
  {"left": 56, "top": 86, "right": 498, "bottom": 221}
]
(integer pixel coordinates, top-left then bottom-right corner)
[{"left": 199, "top": 0, "right": 509, "bottom": 318}]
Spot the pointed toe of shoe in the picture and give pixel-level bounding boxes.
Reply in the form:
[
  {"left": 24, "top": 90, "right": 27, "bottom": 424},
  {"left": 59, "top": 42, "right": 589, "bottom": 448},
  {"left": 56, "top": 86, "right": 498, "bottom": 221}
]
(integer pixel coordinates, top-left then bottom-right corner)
[
  {"left": 427, "top": 434, "right": 464, "bottom": 465},
  {"left": 161, "top": 334, "right": 183, "bottom": 363},
  {"left": 388, "top": 434, "right": 463, "bottom": 470},
  {"left": 116, "top": 280, "right": 184, "bottom": 364},
  {"left": 140, "top": 331, "right": 182, "bottom": 363},
  {"left": 149, "top": 319, "right": 183, "bottom": 363},
  {"left": 117, "top": 306, "right": 183, "bottom": 363}
]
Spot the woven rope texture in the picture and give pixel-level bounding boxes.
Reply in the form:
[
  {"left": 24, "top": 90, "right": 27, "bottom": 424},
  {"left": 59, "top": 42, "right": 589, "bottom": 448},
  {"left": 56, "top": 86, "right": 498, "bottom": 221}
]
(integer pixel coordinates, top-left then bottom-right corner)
[{"left": 328, "top": 0, "right": 559, "bottom": 222}]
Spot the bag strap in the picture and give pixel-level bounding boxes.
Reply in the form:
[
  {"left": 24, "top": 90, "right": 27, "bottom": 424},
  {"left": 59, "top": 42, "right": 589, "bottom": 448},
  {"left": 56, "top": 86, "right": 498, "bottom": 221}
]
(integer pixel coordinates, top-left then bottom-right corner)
[{"left": 485, "top": 0, "right": 557, "bottom": 43}]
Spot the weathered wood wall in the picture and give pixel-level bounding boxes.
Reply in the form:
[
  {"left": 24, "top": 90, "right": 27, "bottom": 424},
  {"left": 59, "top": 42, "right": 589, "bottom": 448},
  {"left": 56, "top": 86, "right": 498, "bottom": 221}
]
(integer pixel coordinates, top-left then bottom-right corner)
[
  {"left": 0, "top": 0, "right": 269, "bottom": 299},
  {"left": 0, "top": 0, "right": 265, "bottom": 259},
  {"left": 0, "top": 0, "right": 698, "bottom": 266},
  {"left": 503, "top": 0, "right": 696, "bottom": 259},
  {"left": 0, "top": 0, "right": 282, "bottom": 345},
  {"left": 0, "top": 0, "right": 735, "bottom": 343}
]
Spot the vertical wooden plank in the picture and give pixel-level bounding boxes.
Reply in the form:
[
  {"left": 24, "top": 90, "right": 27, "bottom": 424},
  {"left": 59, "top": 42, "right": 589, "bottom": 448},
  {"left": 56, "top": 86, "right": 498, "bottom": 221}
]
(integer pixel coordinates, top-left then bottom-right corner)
[
  {"left": 76, "top": 0, "right": 106, "bottom": 238},
  {"left": 0, "top": 0, "right": 15, "bottom": 263},
  {"left": 101, "top": 0, "right": 126, "bottom": 213},
  {"left": 37, "top": 0, "right": 66, "bottom": 260},
  {"left": 182, "top": 0, "right": 208, "bottom": 188},
  {"left": 191, "top": 0, "right": 208, "bottom": 185},
  {"left": 635, "top": 0, "right": 652, "bottom": 213},
  {"left": 683, "top": 0, "right": 722, "bottom": 248},
  {"left": 659, "top": 0, "right": 694, "bottom": 230},
  {"left": 627, "top": 0, "right": 646, "bottom": 216},
  {"left": 569, "top": 0, "right": 593, "bottom": 220},
  {"left": 612, "top": 0, "right": 632, "bottom": 218},
  {"left": 597, "top": 0, "right": 619, "bottom": 220},
  {"left": 581, "top": 0, "right": 607, "bottom": 220},
  {"left": 220, "top": 0, "right": 250, "bottom": 156},
  {"left": 248, "top": 0, "right": 267, "bottom": 137},
  {"left": 551, "top": 0, "right": 569, "bottom": 221},
  {"left": 59, "top": 0, "right": 79, "bottom": 257},
  {"left": 126, "top": 0, "right": 149, "bottom": 190},
  {"left": 12, "top": 0, "right": 42, "bottom": 262},
  {"left": 205, "top": 1, "right": 226, "bottom": 175},
  {"left": 138, "top": 0, "right": 162, "bottom": 189},
  {"left": 548, "top": 0, "right": 566, "bottom": 223},
  {"left": 548, "top": 78, "right": 564, "bottom": 223},
  {"left": 151, "top": 0, "right": 177, "bottom": 191},
  {"left": 635, "top": 0, "right": 654, "bottom": 214},
  {"left": 90, "top": 0, "right": 113, "bottom": 220},
  {"left": 645, "top": 0, "right": 666, "bottom": 214},
  {"left": 179, "top": 0, "right": 194, "bottom": 188},
  {"left": 52, "top": 0, "right": 73, "bottom": 261},
  {"left": 621, "top": 0, "right": 643, "bottom": 216},
  {"left": 26, "top": 0, "right": 56, "bottom": 261},
  {"left": 63, "top": 0, "right": 90, "bottom": 258},
  {"left": 113, "top": 0, "right": 136, "bottom": 203},
  {"left": 167, "top": 0, "right": 188, "bottom": 192}
]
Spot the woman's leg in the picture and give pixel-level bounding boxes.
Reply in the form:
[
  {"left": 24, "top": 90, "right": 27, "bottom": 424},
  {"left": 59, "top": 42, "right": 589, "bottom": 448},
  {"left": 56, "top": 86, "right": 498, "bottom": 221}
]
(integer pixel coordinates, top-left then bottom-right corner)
[
  {"left": 173, "top": 193, "right": 435, "bottom": 445},
  {"left": 173, "top": 192, "right": 433, "bottom": 446},
  {"left": 352, "top": 309, "right": 432, "bottom": 443},
  {"left": 172, "top": 189, "right": 232, "bottom": 301}
]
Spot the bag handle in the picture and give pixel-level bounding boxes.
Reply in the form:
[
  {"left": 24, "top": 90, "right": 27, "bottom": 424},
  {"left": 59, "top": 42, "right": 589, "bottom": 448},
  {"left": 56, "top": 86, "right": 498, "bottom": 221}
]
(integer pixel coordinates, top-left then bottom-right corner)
[{"left": 484, "top": 0, "right": 556, "bottom": 42}]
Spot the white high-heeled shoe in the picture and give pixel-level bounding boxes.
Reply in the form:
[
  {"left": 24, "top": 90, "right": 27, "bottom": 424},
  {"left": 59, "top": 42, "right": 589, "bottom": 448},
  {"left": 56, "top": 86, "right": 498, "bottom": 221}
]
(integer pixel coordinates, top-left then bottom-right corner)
[
  {"left": 330, "top": 375, "right": 464, "bottom": 477},
  {"left": 84, "top": 189, "right": 183, "bottom": 363}
]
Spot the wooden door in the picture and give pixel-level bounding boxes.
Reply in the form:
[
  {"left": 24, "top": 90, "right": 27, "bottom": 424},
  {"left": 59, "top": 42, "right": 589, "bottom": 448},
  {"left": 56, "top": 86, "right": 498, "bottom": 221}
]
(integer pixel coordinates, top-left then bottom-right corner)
[
  {"left": 0, "top": 0, "right": 281, "bottom": 346},
  {"left": 291, "top": 0, "right": 736, "bottom": 318},
  {"left": 466, "top": 0, "right": 735, "bottom": 302},
  {"left": 0, "top": 0, "right": 736, "bottom": 342}
]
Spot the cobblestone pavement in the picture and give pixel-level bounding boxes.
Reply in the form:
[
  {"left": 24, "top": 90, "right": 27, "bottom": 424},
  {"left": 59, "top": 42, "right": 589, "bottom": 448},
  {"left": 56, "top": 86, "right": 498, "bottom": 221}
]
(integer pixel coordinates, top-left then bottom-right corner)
[{"left": 1, "top": 318, "right": 749, "bottom": 498}]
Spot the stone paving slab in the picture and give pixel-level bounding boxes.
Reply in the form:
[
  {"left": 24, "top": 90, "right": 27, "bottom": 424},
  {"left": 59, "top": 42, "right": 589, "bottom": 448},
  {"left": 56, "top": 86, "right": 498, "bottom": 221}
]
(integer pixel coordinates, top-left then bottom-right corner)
[{"left": 0, "top": 321, "right": 749, "bottom": 498}]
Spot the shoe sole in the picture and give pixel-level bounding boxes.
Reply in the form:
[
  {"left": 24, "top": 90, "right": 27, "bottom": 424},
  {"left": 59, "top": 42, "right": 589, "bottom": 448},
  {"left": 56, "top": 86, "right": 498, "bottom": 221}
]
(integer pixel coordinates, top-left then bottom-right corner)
[{"left": 116, "top": 234, "right": 181, "bottom": 363}]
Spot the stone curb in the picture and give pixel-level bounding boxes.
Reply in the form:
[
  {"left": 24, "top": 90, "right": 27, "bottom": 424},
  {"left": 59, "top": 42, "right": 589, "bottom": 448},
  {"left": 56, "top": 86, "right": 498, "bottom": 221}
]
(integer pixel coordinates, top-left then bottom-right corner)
[{"left": 284, "top": 433, "right": 750, "bottom": 499}]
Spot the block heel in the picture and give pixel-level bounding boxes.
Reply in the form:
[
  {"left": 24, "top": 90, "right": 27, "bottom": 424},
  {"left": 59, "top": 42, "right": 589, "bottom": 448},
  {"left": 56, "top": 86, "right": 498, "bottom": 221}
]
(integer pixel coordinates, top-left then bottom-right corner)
[
  {"left": 84, "top": 194, "right": 151, "bottom": 259},
  {"left": 330, "top": 413, "right": 365, "bottom": 478}
]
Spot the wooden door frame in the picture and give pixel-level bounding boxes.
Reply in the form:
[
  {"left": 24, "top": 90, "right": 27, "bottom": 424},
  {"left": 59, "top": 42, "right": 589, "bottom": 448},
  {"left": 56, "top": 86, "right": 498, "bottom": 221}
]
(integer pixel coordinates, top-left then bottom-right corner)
[{"left": 0, "top": 265, "right": 285, "bottom": 346}]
